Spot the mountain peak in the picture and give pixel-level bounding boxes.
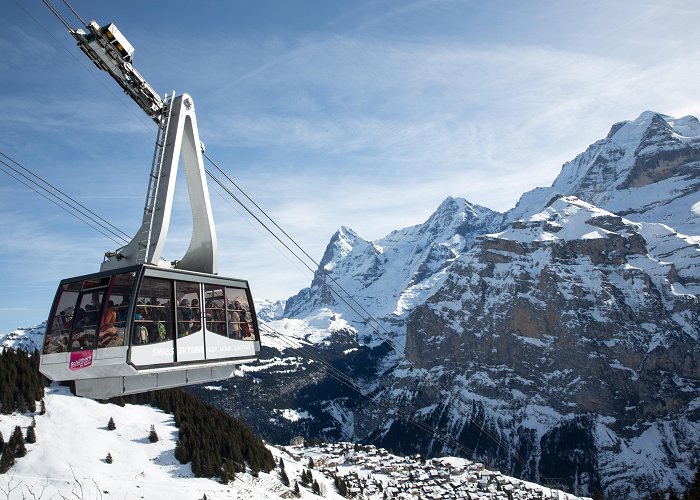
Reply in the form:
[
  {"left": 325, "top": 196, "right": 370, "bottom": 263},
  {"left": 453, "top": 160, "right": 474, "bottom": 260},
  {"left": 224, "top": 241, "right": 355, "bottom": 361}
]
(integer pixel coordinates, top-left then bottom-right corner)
[
  {"left": 507, "top": 111, "right": 700, "bottom": 235},
  {"left": 335, "top": 225, "right": 359, "bottom": 242}
]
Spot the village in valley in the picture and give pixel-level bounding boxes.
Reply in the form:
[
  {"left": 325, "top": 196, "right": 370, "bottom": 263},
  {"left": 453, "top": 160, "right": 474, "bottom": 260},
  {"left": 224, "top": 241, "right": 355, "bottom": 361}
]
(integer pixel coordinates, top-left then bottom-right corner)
[{"left": 283, "top": 440, "right": 588, "bottom": 500}]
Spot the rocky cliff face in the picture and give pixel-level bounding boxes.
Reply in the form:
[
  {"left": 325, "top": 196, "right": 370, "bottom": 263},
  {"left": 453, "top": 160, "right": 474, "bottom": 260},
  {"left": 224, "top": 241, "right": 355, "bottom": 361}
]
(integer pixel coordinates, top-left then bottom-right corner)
[
  {"left": 198, "top": 111, "right": 700, "bottom": 499},
  {"left": 400, "top": 196, "right": 699, "bottom": 496}
]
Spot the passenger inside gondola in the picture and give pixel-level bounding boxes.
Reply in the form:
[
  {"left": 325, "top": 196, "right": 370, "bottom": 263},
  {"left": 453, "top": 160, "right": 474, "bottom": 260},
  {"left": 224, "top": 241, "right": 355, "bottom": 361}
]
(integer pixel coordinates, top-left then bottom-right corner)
[
  {"left": 98, "top": 300, "right": 119, "bottom": 347},
  {"left": 177, "top": 298, "right": 194, "bottom": 337},
  {"left": 203, "top": 285, "right": 227, "bottom": 335}
]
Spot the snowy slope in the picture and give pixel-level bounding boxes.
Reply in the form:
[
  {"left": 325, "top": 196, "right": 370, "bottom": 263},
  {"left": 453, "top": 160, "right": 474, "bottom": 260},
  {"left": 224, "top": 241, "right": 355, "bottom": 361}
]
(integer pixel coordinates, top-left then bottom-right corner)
[
  {"left": 0, "top": 385, "right": 586, "bottom": 499},
  {"left": 1, "top": 386, "right": 291, "bottom": 500}
]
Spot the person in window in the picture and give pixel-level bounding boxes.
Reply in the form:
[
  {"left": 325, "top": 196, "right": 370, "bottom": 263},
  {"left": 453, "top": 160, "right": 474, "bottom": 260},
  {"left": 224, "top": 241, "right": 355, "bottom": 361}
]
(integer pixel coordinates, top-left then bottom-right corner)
[
  {"left": 227, "top": 303, "right": 241, "bottom": 339},
  {"left": 190, "top": 299, "right": 201, "bottom": 332},
  {"left": 98, "top": 300, "right": 119, "bottom": 347},
  {"left": 73, "top": 308, "right": 89, "bottom": 332},
  {"left": 86, "top": 292, "right": 100, "bottom": 311},
  {"left": 72, "top": 309, "right": 96, "bottom": 349},
  {"left": 239, "top": 307, "right": 252, "bottom": 339},
  {"left": 116, "top": 297, "right": 130, "bottom": 323},
  {"left": 178, "top": 299, "right": 193, "bottom": 337},
  {"left": 231, "top": 300, "right": 252, "bottom": 340}
]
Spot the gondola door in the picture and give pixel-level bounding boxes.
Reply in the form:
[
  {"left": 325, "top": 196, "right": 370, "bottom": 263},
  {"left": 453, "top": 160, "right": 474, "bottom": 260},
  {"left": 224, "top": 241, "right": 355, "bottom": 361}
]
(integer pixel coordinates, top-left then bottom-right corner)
[
  {"left": 129, "top": 276, "right": 176, "bottom": 367},
  {"left": 174, "top": 280, "right": 206, "bottom": 363}
]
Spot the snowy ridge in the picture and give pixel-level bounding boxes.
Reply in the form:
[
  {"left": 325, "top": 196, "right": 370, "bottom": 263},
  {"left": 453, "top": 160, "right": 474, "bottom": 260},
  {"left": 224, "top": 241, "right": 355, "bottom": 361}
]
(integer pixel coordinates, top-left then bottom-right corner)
[
  {"left": 284, "top": 196, "right": 501, "bottom": 349},
  {"left": 506, "top": 111, "right": 700, "bottom": 236},
  {"left": 1, "top": 323, "right": 45, "bottom": 353}
]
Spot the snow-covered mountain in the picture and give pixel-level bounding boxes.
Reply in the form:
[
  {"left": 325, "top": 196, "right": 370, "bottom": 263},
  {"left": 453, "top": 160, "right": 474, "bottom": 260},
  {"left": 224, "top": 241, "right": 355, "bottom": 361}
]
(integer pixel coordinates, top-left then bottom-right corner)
[
  {"left": 507, "top": 111, "right": 700, "bottom": 235},
  {"left": 284, "top": 197, "right": 501, "bottom": 343},
  {"left": 199, "top": 111, "right": 700, "bottom": 500},
  {"left": 1, "top": 324, "right": 45, "bottom": 353}
]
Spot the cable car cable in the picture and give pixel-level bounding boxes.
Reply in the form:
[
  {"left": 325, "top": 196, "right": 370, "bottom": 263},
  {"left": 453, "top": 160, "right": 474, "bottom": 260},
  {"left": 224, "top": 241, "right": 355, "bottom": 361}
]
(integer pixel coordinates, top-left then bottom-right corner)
[
  {"left": 0, "top": 161, "right": 126, "bottom": 246},
  {"left": 205, "top": 167, "right": 405, "bottom": 355},
  {"left": 0, "top": 150, "right": 132, "bottom": 242},
  {"left": 205, "top": 165, "right": 406, "bottom": 356},
  {"left": 205, "top": 152, "right": 406, "bottom": 352},
  {"left": 258, "top": 323, "right": 494, "bottom": 463},
  {"left": 39, "top": 0, "right": 73, "bottom": 31},
  {"left": 58, "top": 0, "right": 88, "bottom": 29},
  {"left": 207, "top": 181, "right": 313, "bottom": 280}
]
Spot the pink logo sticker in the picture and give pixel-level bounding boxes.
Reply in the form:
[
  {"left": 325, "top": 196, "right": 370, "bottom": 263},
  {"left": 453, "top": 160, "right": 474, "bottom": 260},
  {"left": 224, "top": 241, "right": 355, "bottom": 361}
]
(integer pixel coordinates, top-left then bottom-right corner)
[{"left": 69, "top": 350, "right": 94, "bottom": 370}]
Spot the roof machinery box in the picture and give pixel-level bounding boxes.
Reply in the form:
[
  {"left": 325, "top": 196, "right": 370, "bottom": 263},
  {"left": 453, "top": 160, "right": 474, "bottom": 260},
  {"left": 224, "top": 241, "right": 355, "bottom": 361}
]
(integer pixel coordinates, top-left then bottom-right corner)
[{"left": 100, "top": 23, "right": 135, "bottom": 61}]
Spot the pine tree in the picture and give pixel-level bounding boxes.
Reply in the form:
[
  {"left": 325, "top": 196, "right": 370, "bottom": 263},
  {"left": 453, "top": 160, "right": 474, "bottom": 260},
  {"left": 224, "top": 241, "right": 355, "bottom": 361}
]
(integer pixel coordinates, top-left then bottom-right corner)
[
  {"left": 25, "top": 426, "right": 36, "bottom": 444},
  {"left": 16, "top": 392, "right": 26, "bottom": 414},
  {"left": 174, "top": 439, "right": 189, "bottom": 464},
  {"left": 0, "top": 446, "right": 14, "bottom": 474},
  {"left": 105, "top": 452, "right": 113, "bottom": 464},
  {"left": 293, "top": 481, "right": 300, "bottom": 495},
  {"left": 148, "top": 424, "right": 159, "bottom": 443},
  {"left": 280, "top": 467, "right": 290, "bottom": 487},
  {"left": 312, "top": 479, "right": 321, "bottom": 495},
  {"left": 39, "top": 399, "right": 46, "bottom": 415},
  {"left": 0, "top": 431, "right": 4, "bottom": 453},
  {"left": 334, "top": 475, "right": 349, "bottom": 497},
  {"left": 308, "top": 457, "right": 315, "bottom": 469},
  {"left": 107, "top": 417, "right": 116, "bottom": 430},
  {"left": 220, "top": 460, "right": 236, "bottom": 484},
  {"left": 277, "top": 457, "right": 290, "bottom": 486},
  {"left": 12, "top": 426, "right": 26, "bottom": 458}
]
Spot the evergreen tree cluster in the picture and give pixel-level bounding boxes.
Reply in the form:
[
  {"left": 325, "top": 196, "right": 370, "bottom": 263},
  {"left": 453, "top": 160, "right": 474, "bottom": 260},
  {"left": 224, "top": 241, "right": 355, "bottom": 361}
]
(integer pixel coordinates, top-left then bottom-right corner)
[
  {"left": 332, "top": 473, "right": 350, "bottom": 497},
  {"left": 0, "top": 349, "right": 46, "bottom": 414},
  {"left": 118, "top": 388, "right": 274, "bottom": 479},
  {"left": 301, "top": 468, "right": 312, "bottom": 486},
  {"left": 0, "top": 426, "right": 27, "bottom": 473},
  {"left": 278, "top": 458, "right": 290, "bottom": 486}
]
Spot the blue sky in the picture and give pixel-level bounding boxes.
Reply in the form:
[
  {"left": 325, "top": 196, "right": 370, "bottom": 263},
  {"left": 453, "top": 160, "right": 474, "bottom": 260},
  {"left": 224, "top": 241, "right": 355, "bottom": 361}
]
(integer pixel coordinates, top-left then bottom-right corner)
[{"left": 1, "top": 0, "right": 699, "bottom": 332}]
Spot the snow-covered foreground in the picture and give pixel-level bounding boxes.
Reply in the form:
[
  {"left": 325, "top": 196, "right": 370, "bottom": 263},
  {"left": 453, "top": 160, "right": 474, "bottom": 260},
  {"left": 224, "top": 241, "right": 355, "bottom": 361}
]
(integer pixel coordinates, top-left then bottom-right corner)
[
  {"left": 0, "top": 385, "right": 302, "bottom": 500},
  {"left": 0, "top": 385, "right": 588, "bottom": 500}
]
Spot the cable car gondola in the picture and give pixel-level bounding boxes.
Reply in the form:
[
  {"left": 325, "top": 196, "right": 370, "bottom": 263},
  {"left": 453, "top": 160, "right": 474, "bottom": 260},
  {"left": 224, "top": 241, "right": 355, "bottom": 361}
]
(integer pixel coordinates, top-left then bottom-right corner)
[
  {"left": 41, "top": 265, "right": 260, "bottom": 399},
  {"left": 39, "top": 12, "right": 260, "bottom": 398}
]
